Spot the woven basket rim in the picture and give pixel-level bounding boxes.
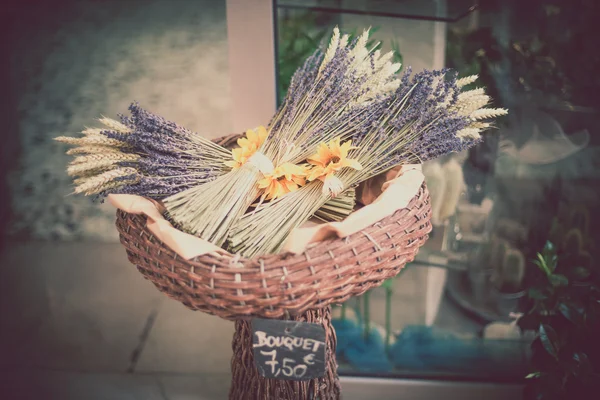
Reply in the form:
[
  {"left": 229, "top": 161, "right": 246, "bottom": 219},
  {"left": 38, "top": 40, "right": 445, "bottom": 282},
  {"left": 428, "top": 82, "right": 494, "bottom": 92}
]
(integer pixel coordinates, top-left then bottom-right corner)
[
  {"left": 143, "top": 134, "right": 422, "bottom": 260},
  {"left": 114, "top": 134, "right": 433, "bottom": 319},
  {"left": 119, "top": 183, "right": 426, "bottom": 263}
]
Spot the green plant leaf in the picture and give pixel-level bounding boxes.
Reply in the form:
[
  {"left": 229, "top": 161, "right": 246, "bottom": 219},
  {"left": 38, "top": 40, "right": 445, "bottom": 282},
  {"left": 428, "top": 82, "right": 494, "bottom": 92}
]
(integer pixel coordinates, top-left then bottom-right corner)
[
  {"left": 565, "top": 352, "right": 592, "bottom": 379},
  {"left": 539, "top": 324, "right": 560, "bottom": 360},
  {"left": 535, "top": 253, "right": 551, "bottom": 276},
  {"left": 573, "top": 266, "right": 591, "bottom": 280},
  {"left": 541, "top": 241, "right": 558, "bottom": 272},
  {"left": 390, "top": 39, "right": 404, "bottom": 67},
  {"left": 547, "top": 255, "right": 558, "bottom": 272},
  {"left": 525, "top": 372, "right": 541, "bottom": 379},
  {"left": 528, "top": 287, "right": 547, "bottom": 300},
  {"left": 558, "top": 302, "right": 583, "bottom": 325},
  {"left": 549, "top": 274, "right": 569, "bottom": 287}
]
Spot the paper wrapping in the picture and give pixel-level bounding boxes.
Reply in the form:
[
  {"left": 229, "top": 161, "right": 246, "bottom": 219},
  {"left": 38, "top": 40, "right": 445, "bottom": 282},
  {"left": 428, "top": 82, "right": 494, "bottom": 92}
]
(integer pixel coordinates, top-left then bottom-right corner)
[
  {"left": 108, "top": 164, "right": 424, "bottom": 260},
  {"left": 108, "top": 194, "right": 224, "bottom": 259},
  {"left": 283, "top": 165, "right": 423, "bottom": 253}
]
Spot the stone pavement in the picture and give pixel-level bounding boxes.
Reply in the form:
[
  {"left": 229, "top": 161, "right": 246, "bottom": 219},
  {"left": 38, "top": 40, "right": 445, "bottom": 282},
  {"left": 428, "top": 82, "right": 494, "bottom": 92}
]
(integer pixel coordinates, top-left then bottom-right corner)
[
  {"left": 0, "top": 242, "right": 234, "bottom": 399},
  {"left": 0, "top": 242, "right": 431, "bottom": 399}
]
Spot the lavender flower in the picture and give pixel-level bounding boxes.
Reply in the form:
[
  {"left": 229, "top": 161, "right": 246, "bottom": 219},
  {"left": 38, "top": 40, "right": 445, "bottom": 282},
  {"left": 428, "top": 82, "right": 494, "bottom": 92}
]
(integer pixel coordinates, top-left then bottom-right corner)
[
  {"left": 164, "top": 27, "right": 412, "bottom": 245},
  {"left": 70, "top": 103, "right": 232, "bottom": 200},
  {"left": 227, "top": 66, "right": 507, "bottom": 256}
]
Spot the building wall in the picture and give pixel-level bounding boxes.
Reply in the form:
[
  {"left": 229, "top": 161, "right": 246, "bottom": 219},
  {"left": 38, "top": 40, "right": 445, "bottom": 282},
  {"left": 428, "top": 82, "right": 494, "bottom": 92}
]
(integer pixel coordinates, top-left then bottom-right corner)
[{"left": 4, "top": 0, "right": 232, "bottom": 242}]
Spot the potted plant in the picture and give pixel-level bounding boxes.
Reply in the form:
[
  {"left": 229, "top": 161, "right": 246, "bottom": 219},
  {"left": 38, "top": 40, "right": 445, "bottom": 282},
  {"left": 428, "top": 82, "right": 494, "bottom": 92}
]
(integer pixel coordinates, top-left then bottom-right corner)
[
  {"left": 518, "top": 240, "right": 599, "bottom": 399},
  {"left": 468, "top": 240, "right": 495, "bottom": 305},
  {"left": 491, "top": 247, "right": 526, "bottom": 316}
]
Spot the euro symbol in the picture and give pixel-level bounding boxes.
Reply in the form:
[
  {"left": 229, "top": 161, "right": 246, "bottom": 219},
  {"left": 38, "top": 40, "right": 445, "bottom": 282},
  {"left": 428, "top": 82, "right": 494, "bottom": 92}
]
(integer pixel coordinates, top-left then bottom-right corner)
[{"left": 303, "top": 354, "right": 315, "bottom": 365}]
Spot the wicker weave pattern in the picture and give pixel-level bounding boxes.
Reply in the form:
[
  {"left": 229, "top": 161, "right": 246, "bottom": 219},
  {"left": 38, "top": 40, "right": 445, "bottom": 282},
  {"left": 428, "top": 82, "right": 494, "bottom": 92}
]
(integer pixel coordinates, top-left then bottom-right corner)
[{"left": 115, "top": 183, "right": 431, "bottom": 320}]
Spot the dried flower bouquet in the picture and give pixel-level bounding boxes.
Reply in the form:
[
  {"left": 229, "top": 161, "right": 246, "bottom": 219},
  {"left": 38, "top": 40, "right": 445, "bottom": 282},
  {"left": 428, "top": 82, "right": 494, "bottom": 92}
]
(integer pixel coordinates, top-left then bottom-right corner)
[
  {"left": 229, "top": 69, "right": 507, "bottom": 256},
  {"left": 57, "top": 26, "right": 506, "bottom": 258},
  {"left": 163, "top": 28, "right": 405, "bottom": 246},
  {"left": 56, "top": 103, "right": 354, "bottom": 222}
]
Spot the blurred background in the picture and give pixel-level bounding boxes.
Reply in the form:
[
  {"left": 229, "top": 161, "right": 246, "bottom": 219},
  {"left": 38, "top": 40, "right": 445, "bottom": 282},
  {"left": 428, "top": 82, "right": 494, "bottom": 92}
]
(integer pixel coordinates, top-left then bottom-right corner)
[{"left": 2, "top": 0, "right": 599, "bottom": 399}]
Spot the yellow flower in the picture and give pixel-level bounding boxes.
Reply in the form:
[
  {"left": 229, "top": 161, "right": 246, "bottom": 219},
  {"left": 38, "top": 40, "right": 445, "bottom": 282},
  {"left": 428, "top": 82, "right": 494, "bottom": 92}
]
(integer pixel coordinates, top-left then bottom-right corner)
[
  {"left": 257, "top": 162, "right": 308, "bottom": 200},
  {"left": 307, "top": 137, "right": 363, "bottom": 181},
  {"left": 224, "top": 126, "right": 268, "bottom": 169},
  {"left": 237, "top": 126, "right": 268, "bottom": 150}
]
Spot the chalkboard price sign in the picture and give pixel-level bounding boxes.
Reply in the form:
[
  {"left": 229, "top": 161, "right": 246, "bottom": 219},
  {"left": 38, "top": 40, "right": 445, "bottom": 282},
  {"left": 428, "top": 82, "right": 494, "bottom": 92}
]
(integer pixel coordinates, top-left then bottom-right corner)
[{"left": 252, "top": 318, "right": 326, "bottom": 381}]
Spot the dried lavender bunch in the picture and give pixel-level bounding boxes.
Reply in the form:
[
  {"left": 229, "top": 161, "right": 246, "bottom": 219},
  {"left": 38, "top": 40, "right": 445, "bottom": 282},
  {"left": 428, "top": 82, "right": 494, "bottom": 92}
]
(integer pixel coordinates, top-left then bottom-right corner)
[
  {"left": 57, "top": 102, "right": 354, "bottom": 222},
  {"left": 56, "top": 103, "right": 231, "bottom": 198},
  {"left": 164, "top": 27, "right": 404, "bottom": 246},
  {"left": 228, "top": 70, "right": 507, "bottom": 257}
]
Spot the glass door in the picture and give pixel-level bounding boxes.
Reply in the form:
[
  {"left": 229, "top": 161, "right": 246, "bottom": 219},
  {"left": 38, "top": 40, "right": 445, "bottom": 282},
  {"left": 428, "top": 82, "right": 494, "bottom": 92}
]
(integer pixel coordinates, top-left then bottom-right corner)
[{"left": 227, "top": 1, "right": 600, "bottom": 398}]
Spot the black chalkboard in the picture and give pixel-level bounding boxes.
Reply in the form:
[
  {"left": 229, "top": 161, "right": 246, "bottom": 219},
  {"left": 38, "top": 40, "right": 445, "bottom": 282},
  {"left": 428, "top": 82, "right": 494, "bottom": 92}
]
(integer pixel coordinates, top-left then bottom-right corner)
[{"left": 252, "top": 318, "right": 326, "bottom": 381}]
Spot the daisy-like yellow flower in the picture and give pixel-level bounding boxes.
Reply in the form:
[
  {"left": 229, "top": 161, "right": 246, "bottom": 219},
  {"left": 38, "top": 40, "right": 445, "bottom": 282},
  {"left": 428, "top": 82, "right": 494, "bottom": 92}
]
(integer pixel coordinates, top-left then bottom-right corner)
[
  {"left": 257, "top": 162, "right": 308, "bottom": 200},
  {"left": 307, "top": 137, "right": 363, "bottom": 182},
  {"left": 224, "top": 126, "right": 268, "bottom": 169}
]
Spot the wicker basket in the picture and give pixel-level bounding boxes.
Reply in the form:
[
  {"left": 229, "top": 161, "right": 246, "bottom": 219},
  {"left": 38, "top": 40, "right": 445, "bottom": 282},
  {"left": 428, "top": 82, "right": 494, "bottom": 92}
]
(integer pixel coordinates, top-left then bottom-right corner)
[{"left": 114, "top": 134, "right": 432, "bottom": 399}]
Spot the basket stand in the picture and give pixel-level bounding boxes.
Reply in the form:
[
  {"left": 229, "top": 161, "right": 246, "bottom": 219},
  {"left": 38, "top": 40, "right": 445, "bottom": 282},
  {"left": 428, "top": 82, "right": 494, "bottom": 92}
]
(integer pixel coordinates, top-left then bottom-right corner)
[
  {"left": 229, "top": 307, "right": 341, "bottom": 399},
  {"left": 115, "top": 133, "right": 432, "bottom": 400}
]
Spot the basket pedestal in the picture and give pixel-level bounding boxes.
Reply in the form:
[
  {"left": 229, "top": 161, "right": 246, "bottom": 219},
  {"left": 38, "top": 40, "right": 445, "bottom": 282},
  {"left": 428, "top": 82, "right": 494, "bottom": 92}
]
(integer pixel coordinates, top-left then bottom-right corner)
[
  {"left": 229, "top": 307, "right": 341, "bottom": 400},
  {"left": 114, "top": 135, "right": 432, "bottom": 400}
]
